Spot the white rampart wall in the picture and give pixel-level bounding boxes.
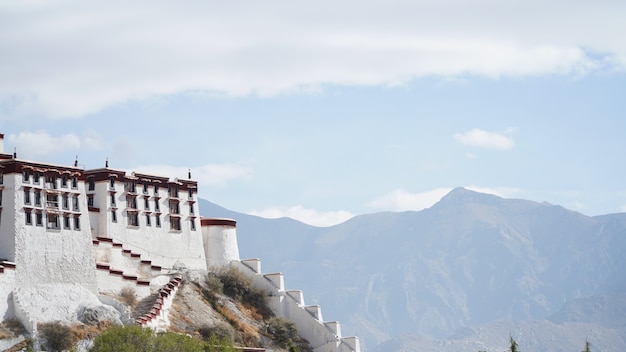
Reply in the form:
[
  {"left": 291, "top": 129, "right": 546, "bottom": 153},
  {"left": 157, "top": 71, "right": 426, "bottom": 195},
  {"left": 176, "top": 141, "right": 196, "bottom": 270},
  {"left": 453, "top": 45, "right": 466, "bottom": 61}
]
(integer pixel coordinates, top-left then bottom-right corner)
[
  {"left": 0, "top": 265, "right": 16, "bottom": 320},
  {"left": 0, "top": 175, "right": 18, "bottom": 261},
  {"left": 202, "top": 223, "right": 240, "bottom": 268},
  {"left": 92, "top": 179, "right": 206, "bottom": 270},
  {"left": 233, "top": 259, "right": 361, "bottom": 352}
]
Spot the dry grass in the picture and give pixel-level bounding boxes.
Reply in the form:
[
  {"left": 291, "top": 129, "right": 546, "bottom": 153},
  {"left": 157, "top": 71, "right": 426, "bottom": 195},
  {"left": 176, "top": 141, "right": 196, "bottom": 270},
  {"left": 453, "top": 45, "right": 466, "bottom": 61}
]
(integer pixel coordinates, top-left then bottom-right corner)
[
  {"left": 0, "top": 319, "right": 27, "bottom": 340},
  {"left": 215, "top": 303, "right": 260, "bottom": 347},
  {"left": 119, "top": 286, "right": 138, "bottom": 308},
  {"left": 69, "top": 320, "right": 112, "bottom": 342}
]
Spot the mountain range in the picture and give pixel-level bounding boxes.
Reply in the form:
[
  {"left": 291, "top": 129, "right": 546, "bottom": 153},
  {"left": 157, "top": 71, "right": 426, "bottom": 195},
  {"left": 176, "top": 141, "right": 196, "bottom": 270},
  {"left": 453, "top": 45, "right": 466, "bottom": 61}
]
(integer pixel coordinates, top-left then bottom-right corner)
[{"left": 199, "top": 187, "right": 626, "bottom": 351}]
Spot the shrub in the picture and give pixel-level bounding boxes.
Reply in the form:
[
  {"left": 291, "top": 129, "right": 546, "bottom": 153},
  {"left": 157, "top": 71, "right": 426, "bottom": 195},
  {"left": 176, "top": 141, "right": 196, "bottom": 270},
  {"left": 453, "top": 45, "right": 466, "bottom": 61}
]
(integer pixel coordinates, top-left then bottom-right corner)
[
  {"left": 89, "top": 325, "right": 233, "bottom": 352},
  {"left": 38, "top": 321, "right": 73, "bottom": 352},
  {"left": 120, "top": 287, "right": 138, "bottom": 308},
  {"left": 267, "top": 317, "right": 299, "bottom": 349},
  {"left": 198, "top": 322, "right": 235, "bottom": 342},
  {"left": 89, "top": 325, "right": 152, "bottom": 352}
]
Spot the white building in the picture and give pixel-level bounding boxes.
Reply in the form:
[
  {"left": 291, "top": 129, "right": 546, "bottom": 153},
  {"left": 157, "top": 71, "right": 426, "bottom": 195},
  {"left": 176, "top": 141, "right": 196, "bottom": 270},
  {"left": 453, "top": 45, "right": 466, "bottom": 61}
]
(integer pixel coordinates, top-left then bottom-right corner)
[{"left": 0, "top": 133, "right": 360, "bottom": 352}]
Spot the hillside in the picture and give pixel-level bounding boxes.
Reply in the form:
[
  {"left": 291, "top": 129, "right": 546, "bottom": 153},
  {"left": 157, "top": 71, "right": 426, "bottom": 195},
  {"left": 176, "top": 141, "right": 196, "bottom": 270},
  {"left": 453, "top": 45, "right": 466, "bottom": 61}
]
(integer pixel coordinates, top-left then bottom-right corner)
[{"left": 199, "top": 188, "right": 626, "bottom": 351}]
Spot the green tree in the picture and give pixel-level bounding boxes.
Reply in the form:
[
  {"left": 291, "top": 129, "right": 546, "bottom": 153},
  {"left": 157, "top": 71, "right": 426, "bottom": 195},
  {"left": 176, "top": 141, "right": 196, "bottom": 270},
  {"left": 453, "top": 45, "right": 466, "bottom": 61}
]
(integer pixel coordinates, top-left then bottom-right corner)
[
  {"left": 509, "top": 335, "right": 519, "bottom": 352},
  {"left": 268, "top": 317, "right": 299, "bottom": 349}
]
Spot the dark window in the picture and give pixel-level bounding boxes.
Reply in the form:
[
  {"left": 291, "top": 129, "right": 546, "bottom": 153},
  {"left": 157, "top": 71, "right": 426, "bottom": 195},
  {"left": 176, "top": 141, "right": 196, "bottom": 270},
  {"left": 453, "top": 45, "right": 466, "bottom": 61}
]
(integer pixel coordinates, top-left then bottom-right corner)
[
  {"left": 146, "top": 214, "right": 151, "bottom": 226},
  {"left": 47, "top": 214, "right": 60, "bottom": 230},
  {"left": 109, "top": 176, "right": 116, "bottom": 189},
  {"left": 111, "top": 210, "right": 117, "bottom": 223},
  {"left": 87, "top": 195, "right": 94, "bottom": 207},
  {"left": 47, "top": 194, "right": 58, "bottom": 208},
  {"left": 127, "top": 195, "right": 137, "bottom": 209},
  {"left": 155, "top": 214, "right": 161, "bottom": 227},
  {"left": 33, "top": 172, "right": 40, "bottom": 184},
  {"left": 88, "top": 178, "right": 95, "bottom": 191},
  {"left": 144, "top": 197, "right": 149, "bottom": 210},
  {"left": 71, "top": 176, "right": 78, "bottom": 189},
  {"left": 171, "top": 217, "right": 181, "bottom": 231},
  {"left": 34, "top": 191, "right": 42, "bottom": 207},
  {"left": 24, "top": 189, "right": 31, "bottom": 204},
  {"left": 62, "top": 194, "right": 69, "bottom": 209},
  {"left": 128, "top": 212, "right": 139, "bottom": 226},
  {"left": 36, "top": 212, "right": 43, "bottom": 226},
  {"left": 189, "top": 203, "right": 194, "bottom": 214},
  {"left": 74, "top": 216, "right": 80, "bottom": 230},
  {"left": 61, "top": 175, "right": 68, "bottom": 187},
  {"left": 169, "top": 201, "right": 180, "bottom": 214},
  {"left": 190, "top": 219, "right": 196, "bottom": 231},
  {"left": 73, "top": 195, "right": 79, "bottom": 211},
  {"left": 143, "top": 182, "right": 148, "bottom": 194},
  {"left": 154, "top": 199, "right": 160, "bottom": 211},
  {"left": 22, "top": 170, "right": 29, "bottom": 183},
  {"left": 154, "top": 183, "right": 159, "bottom": 194},
  {"left": 110, "top": 193, "right": 116, "bottom": 206},
  {"left": 64, "top": 216, "right": 71, "bottom": 229},
  {"left": 25, "top": 211, "right": 32, "bottom": 225}
]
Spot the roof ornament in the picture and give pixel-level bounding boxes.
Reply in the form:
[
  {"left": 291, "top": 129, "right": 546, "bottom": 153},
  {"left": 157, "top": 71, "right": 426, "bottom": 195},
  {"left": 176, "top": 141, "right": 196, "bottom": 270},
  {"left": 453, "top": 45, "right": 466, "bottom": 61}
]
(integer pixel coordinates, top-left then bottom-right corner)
[
  {"left": 106, "top": 158, "right": 109, "bottom": 168},
  {"left": 188, "top": 169, "right": 191, "bottom": 179},
  {"left": 74, "top": 156, "right": 78, "bottom": 167},
  {"left": 13, "top": 147, "right": 16, "bottom": 159}
]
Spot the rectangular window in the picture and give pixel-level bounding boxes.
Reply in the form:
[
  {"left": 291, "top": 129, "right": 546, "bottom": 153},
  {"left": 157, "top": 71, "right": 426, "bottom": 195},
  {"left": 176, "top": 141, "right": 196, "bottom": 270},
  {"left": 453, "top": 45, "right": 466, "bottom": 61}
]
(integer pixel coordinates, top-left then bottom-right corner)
[
  {"left": 125, "top": 181, "right": 137, "bottom": 193},
  {"left": 47, "top": 194, "right": 58, "bottom": 208},
  {"left": 154, "top": 199, "right": 160, "bottom": 211},
  {"left": 144, "top": 197, "right": 149, "bottom": 210},
  {"left": 154, "top": 183, "right": 159, "bottom": 194},
  {"left": 146, "top": 214, "right": 151, "bottom": 226},
  {"left": 170, "top": 217, "right": 181, "bottom": 231},
  {"left": 126, "top": 196, "right": 137, "bottom": 209},
  {"left": 88, "top": 178, "right": 95, "bottom": 191},
  {"left": 46, "top": 175, "right": 57, "bottom": 189},
  {"left": 36, "top": 212, "right": 43, "bottom": 226},
  {"left": 155, "top": 214, "right": 161, "bottom": 227},
  {"left": 25, "top": 211, "right": 32, "bottom": 225},
  {"left": 33, "top": 172, "right": 40, "bottom": 184},
  {"left": 74, "top": 216, "right": 80, "bottom": 230},
  {"left": 24, "top": 189, "right": 31, "bottom": 205},
  {"left": 169, "top": 201, "right": 179, "bottom": 214},
  {"left": 188, "top": 189, "right": 194, "bottom": 199},
  {"left": 128, "top": 212, "right": 139, "bottom": 226},
  {"left": 34, "top": 191, "right": 42, "bottom": 207},
  {"left": 71, "top": 176, "right": 78, "bottom": 189},
  {"left": 87, "top": 195, "right": 94, "bottom": 207},
  {"left": 64, "top": 215, "right": 71, "bottom": 229},
  {"left": 73, "top": 195, "right": 79, "bottom": 211},
  {"left": 61, "top": 175, "right": 68, "bottom": 188},
  {"left": 190, "top": 219, "right": 196, "bottom": 231},
  {"left": 189, "top": 203, "right": 194, "bottom": 214},
  {"left": 143, "top": 182, "right": 148, "bottom": 194},
  {"left": 0, "top": 172, "right": 3, "bottom": 184},
  {"left": 110, "top": 193, "right": 116, "bottom": 206},
  {"left": 169, "top": 185, "right": 179, "bottom": 198},
  {"left": 62, "top": 194, "right": 69, "bottom": 209},
  {"left": 23, "top": 170, "right": 29, "bottom": 183},
  {"left": 47, "top": 214, "right": 60, "bottom": 230},
  {"left": 111, "top": 210, "right": 117, "bottom": 223},
  {"left": 109, "top": 176, "right": 116, "bottom": 189}
]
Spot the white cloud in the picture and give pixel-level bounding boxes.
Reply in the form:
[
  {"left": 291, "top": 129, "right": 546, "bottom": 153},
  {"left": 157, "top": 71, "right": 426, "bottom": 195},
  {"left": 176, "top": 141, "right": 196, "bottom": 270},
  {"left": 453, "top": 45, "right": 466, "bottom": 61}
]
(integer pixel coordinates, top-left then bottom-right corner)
[
  {"left": 6, "top": 130, "right": 102, "bottom": 159},
  {"left": 454, "top": 128, "right": 515, "bottom": 150},
  {"left": 132, "top": 163, "right": 252, "bottom": 187},
  {"left": 366, "top": 188, "right": 452, "bottom": 211},
  {"left": 1, "top": 1, "right": 625, "bottom": 118},
  {"left": 248, "top": 205, "right": 354, "bottom": 227}
]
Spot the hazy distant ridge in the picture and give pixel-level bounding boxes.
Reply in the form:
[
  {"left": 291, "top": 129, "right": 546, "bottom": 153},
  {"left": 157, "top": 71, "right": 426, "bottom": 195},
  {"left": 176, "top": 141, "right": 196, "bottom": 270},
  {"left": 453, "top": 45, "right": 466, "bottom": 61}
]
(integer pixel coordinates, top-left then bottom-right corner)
[{"left": 199, "top": 188, "right": 626, "bottom": 351}]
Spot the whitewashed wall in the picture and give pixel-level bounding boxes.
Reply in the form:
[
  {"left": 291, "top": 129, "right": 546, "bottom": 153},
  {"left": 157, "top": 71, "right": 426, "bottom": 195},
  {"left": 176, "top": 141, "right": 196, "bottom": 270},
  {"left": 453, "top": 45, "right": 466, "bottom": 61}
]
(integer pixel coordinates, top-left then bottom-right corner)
[
  {"left": 91, "top": 175, "right": 206, "bottom": 270},
  {"left": 202, "top": 221, "right": 240, "bottom": 268},
  {"left": 234, "top": 259, "right": 361, "bottom": 352},
  {"left": 0, "top": 264, "right": 16, "bottom": 320}
]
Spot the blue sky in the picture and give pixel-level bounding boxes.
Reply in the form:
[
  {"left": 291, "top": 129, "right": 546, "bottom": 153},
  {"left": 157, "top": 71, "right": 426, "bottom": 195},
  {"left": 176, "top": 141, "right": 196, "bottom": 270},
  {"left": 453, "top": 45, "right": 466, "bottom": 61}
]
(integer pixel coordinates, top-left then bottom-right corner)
[{"left": 2, "top": 1, "right": 625, "bottom": 226}]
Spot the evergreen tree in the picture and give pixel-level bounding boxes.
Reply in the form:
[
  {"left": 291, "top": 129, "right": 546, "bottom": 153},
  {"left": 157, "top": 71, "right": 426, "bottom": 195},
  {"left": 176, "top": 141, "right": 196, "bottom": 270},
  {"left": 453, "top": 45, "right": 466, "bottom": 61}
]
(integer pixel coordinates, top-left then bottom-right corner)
[{"left": 509, "top": 335, "right": 519, "bottom": 352}]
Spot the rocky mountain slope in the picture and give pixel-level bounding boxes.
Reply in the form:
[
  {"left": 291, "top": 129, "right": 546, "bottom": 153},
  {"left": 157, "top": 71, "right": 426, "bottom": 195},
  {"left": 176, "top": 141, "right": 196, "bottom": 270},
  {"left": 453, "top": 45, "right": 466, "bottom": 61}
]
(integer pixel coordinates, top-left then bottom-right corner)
[{"left": 199, "top": 188, "right": 626, "bottom": 351}]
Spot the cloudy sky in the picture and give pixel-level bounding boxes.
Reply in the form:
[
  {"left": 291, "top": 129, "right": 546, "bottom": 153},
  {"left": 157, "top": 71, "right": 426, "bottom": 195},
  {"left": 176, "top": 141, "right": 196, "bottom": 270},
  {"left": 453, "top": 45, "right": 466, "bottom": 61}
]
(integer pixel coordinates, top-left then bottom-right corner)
[{"left": 2, "top": 1, "right": 625, "bottom": 226}]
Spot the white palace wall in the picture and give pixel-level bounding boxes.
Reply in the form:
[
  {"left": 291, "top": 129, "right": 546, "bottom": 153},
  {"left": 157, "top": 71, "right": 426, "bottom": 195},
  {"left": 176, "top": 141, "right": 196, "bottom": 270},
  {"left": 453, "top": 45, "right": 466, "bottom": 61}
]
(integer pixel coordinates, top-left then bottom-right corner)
[{"left": 234, "top": 259, "right": 361, "bottom": 352}]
